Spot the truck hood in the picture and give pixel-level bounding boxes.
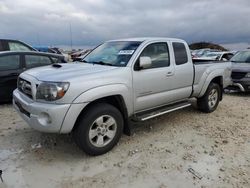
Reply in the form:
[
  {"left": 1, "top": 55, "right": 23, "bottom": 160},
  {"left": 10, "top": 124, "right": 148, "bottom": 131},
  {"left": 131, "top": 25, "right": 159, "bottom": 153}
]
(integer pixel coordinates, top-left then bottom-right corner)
[
  {"left": 24, "top": 63, "right": 119, "bottom": 81},
  {"left": 232, "top": 62, "right": 250, "bottom": 72}
]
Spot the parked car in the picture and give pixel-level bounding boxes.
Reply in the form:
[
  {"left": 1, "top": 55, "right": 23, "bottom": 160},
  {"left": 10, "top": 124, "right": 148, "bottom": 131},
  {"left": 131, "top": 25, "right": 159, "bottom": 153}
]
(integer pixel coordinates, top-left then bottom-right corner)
[
  {"left": 193, "top": 52, "right": 234, "bottom": 61},
  {"left": 33, "top": 46, "right": 70, "bottom": 61},
  {"left": 72, "top": 51, "right": 92, "bottom": 62},
  {"left": 227, "top": 50, "right": 250, "bottom": 92},
  {"left": 191, "top": 48, "right": 221, "bottom": 58},
  {"left": 71, "top": 49, "right": 92, "bottom": 61},
  {"left": 33, "top": 46, "right": 58, "bottom": 53},
  {"left": 13, "top": 37, "right": 232, "bottom": 155},
  {"left": 0, "top": 51, "right": 66, "bottom": 102},
  {"left": 0, "top": 39, "right": 36, "bottom": 52}
]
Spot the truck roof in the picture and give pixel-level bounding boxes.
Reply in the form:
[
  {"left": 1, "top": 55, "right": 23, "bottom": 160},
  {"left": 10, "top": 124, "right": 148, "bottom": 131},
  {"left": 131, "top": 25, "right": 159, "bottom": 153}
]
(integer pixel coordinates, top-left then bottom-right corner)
[{"left": 108, "top": 37, "right": 186, "bottom": 43}]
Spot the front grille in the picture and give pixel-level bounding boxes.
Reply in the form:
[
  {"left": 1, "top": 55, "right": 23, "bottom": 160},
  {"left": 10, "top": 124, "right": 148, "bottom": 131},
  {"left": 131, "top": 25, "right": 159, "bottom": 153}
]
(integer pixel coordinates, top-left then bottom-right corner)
[
  {"left": 231, "top": 72, "right": 247, "bottom": 80},
  {"left": 18, "top": 78, "right": 33, "bottom": 99}
]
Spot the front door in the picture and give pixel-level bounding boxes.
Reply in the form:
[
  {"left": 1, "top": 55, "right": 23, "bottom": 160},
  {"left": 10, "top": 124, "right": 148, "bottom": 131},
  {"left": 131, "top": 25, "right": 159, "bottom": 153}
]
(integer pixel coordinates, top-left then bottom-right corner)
[{"left": 133, "top": 42, "right": 178, "bottom": 112}]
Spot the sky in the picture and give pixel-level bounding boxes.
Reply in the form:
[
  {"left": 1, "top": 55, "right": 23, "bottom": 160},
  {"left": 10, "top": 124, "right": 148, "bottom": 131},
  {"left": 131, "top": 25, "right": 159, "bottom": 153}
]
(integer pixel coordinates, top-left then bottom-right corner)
[{"left": 0, "top": 0, "right": 250, "bottom": 50}]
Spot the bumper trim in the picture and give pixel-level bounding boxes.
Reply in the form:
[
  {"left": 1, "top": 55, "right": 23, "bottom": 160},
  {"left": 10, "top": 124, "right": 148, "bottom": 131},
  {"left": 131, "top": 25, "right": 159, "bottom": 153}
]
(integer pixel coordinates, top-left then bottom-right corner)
[
  {"left": 14, "top": 100, "right": 30, "bottom": 117},
  {"left": 232, "top": 83, "right": 245, "bottom": 92},
  {"left": 13, "top": 89, "right": 71, "bottom": 133}
]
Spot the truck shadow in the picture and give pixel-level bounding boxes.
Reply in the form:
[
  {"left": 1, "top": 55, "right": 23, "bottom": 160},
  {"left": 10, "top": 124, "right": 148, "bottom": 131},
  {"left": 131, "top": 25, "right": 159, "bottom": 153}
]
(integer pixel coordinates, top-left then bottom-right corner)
[
  {"left": 3, "top": 103, "right": 202, "bottom": 163},
  {"left": 6, "top": 107, "right": 197, "bottom": 161}
]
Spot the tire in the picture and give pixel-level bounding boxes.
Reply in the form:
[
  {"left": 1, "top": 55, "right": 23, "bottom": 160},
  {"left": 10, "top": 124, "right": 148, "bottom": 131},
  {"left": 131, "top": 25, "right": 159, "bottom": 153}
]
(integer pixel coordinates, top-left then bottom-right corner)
[
  {"left": 73, "top": 103, "right": 124, "bottom": 156},
  {"left": 197, "top": 83, "right": 221, "bottom": 113}
]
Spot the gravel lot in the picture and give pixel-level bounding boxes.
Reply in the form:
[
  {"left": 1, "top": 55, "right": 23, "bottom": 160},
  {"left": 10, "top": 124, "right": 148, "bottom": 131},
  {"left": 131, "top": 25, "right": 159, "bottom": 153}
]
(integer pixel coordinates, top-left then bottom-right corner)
[{"left": 0, "top": 93, "right": 249, "bottom": 188}]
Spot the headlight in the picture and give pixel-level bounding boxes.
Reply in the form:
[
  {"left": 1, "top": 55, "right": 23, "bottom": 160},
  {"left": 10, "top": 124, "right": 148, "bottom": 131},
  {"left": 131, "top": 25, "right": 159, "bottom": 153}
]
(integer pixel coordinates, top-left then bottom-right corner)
[
  {"left": 245, "top": 73, "right": 250, "bottom": 78},
  {"left": 36, "top": 82, "right": 69, "bottom": 101}
]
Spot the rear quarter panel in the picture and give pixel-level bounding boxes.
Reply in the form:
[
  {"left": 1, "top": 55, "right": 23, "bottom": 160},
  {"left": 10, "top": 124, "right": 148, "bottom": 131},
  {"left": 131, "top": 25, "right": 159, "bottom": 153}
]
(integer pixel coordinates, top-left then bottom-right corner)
[{"left": 193, "top": 62, "right": 232, "bottom": 97}]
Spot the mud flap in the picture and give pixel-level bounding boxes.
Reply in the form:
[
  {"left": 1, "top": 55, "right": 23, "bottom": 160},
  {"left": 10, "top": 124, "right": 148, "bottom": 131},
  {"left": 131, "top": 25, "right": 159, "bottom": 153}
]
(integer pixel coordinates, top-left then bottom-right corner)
[{"left": 123, "top": 119, "right": 133, "bottom": 136}]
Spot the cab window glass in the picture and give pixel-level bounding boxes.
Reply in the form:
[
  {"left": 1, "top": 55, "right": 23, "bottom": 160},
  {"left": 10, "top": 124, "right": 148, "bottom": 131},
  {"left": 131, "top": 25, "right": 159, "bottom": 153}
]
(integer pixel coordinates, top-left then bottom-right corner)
[
  {"left": 140, "top": 43, "right": 170, "bottom": 69},
  {"left": 0, "top": 55, "right": 20, "bottom": 71}
]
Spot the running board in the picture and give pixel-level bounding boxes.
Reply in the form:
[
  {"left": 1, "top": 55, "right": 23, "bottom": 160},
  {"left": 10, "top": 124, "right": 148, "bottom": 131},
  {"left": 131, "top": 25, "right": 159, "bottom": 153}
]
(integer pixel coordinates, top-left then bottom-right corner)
[{"left": 135, "top": 101, "right": 192, "bottom": 121}]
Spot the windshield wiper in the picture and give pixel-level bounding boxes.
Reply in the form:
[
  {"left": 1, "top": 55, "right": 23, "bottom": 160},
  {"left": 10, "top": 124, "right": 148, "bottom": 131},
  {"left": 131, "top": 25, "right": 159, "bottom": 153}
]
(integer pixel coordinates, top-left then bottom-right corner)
[{"left": 91, "top": 61, "right": 114, "bottom": 66}]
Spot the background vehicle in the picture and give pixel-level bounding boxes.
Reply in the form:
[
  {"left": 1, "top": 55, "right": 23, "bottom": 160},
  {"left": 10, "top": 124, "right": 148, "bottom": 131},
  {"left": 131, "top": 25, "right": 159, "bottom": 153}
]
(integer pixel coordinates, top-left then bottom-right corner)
[
  {"left": 0, "top": 39, "right": 36, "bottom": 52},
  {"left": 33, "top": 46, "right": 70, "bottom": 61},
  {"left": 193, "top": 51, "right": 234, "bottom": 61},
  {"left": 227, "top": 50, "right": 250, "bottom": 92},
  {"left": 0, "top": 51, "right": 66, "bottom": 102},
  {"left": 13, "top": 38, "right": 232, "bottom": 155},
  {"left": 191, "top": 48, "right": 221, "bottom": 58},
  {"left": 71, "top": 49, "right": 92, "bottom": 61}
]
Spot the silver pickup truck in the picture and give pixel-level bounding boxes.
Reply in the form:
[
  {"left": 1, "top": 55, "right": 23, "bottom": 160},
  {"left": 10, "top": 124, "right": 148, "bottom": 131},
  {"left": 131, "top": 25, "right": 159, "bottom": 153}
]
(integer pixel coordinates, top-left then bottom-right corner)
[{"left": 13, "top": 38, "right": 232, "bottom": 155}]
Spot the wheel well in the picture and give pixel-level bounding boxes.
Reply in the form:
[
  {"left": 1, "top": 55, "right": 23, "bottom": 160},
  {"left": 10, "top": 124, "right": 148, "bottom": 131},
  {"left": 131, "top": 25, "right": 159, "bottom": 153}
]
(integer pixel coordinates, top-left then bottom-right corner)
[
  {"left": 73, "top": 95, "right": 130, "bottom": 133},
  {"left": 211, "top": 76, "right": 223, "bottom": 100}
]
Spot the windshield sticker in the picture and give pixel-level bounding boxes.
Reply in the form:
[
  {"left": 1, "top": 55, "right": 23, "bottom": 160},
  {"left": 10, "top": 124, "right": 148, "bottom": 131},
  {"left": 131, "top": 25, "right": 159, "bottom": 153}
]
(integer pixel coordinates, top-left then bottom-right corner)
[{"left": 118, "top": 50, "right": 135, "bottom": 55}]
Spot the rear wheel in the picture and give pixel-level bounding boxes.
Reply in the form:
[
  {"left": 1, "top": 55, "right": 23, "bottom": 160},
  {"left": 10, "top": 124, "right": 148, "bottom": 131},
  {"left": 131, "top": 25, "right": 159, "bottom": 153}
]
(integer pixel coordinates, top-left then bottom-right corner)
[
  {"left": 73, "top": 103, "right": 124, "bottom": 156},
  {"left": 197, "top": 83, "right": 221, "bottom": 113}
]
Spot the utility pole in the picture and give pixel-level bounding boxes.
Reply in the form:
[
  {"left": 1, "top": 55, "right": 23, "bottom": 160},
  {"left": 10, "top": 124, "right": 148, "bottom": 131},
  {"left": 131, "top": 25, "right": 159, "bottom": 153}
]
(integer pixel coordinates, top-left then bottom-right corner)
[{"left": 69, "top": 22, "right": 73, "bottom": 51}]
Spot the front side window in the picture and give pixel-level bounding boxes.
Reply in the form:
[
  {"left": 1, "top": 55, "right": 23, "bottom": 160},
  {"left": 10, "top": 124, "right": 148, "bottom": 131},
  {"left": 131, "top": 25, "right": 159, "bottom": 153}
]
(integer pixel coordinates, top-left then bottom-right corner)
[
  {"left": 0, "top": 55, "right": 20, "bottom": 71},
  {"left": 173, "top": 42, "right": 188, "bottom": 65},
  {"left": 9, "top": 42, "right": 32, "bottom": 51},
  {"left": 139, "top": 43, "right": 170, "bottom": 69},
  {"left": 25, "top": 55, "right": 52, "bottom": 69},
  {"left": 83, "top": 41, "right": 142, "bottom": 67}
]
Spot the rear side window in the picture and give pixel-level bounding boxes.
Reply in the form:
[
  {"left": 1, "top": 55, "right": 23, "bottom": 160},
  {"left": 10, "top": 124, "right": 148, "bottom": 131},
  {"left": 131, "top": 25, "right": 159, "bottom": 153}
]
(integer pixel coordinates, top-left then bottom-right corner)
[
  {"left": 25, "top": 55, "right": 52, "bottom": 69},
  {"left": 173, "top": 42, "right": 188, "bottom": 65},
  {"left": 140, "top": 43, "right": 170, "bottom": 69},
  {"left": 9, "top": 42, "right": 32, "bottom": 51},
  {"left": 0, "top": 55, "right": 20, "bottom": 71}
]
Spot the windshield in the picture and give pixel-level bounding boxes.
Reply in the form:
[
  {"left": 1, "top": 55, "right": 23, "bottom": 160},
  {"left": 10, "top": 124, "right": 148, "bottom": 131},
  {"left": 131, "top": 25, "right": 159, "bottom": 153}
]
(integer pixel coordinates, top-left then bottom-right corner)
[
  {"left": 82, "top": 41, "right": 142, "bottom": 67},
  {"left": 231, "top": 51, "right": 250, "bottom": 63}
]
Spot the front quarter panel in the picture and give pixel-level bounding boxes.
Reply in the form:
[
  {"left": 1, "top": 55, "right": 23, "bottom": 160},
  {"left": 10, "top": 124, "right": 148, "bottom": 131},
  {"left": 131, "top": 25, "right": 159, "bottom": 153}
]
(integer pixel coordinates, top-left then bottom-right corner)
[
  {"left": 60, "top": 84, "right": 133, "bottom": 133},
  {"left": 73, "top": 84, "right": 133, "bottom": 115}
]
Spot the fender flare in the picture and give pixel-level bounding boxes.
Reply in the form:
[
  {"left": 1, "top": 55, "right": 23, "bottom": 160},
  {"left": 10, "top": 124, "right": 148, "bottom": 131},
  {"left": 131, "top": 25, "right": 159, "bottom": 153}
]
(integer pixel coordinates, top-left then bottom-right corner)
[
  {"left": 73, "top": 84, "right": 132, "bottom": 112},
  {"left": 60, "top": 84, "right": 133, "bottom": 133},
  {"left": 198, "top": 69, "right": 223, "bottom": 98}
]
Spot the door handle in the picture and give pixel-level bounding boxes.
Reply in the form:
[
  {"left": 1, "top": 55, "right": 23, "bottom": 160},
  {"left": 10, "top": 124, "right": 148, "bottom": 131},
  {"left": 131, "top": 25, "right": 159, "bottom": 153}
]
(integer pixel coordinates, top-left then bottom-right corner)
[{"left": 166, "top": 72, "right": 173, "bottom": 77}]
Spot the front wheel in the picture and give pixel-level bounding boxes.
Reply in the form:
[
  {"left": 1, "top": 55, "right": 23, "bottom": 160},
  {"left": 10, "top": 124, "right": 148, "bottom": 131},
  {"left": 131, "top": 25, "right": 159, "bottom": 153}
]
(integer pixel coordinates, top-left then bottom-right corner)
[
  {"left": 73, "top": 103, "right": 124, "bottom": 156},
  {"left": 197, "top": 83, "right": 221, "bottom": 113}
]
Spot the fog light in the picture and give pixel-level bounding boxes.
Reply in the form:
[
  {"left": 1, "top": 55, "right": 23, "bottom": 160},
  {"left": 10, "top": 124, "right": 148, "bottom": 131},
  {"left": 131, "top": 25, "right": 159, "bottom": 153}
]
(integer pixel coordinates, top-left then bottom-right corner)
[{"left": 38, "top": 112, "right": 52, "bottom": 126}]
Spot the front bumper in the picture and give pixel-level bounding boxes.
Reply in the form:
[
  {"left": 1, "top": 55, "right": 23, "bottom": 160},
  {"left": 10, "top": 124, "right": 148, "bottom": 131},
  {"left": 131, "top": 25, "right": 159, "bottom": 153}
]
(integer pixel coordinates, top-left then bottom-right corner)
[{"left": 13, "top": 89, "right": 71, "bottom": 133}]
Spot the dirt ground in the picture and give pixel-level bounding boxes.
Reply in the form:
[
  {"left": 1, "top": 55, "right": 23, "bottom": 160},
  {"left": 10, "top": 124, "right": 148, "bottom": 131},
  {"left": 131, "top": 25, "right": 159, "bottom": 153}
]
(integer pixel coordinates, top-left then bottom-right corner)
[{"left": 0, "top": 93, "right": 249, "bottom": 188}]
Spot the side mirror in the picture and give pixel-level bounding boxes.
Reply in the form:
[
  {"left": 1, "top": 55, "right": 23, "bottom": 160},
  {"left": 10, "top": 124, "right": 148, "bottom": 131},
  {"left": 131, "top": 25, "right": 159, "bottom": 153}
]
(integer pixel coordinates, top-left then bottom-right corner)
[{"left": 139, "top": 56, "right": 152, "bottom": 69}]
